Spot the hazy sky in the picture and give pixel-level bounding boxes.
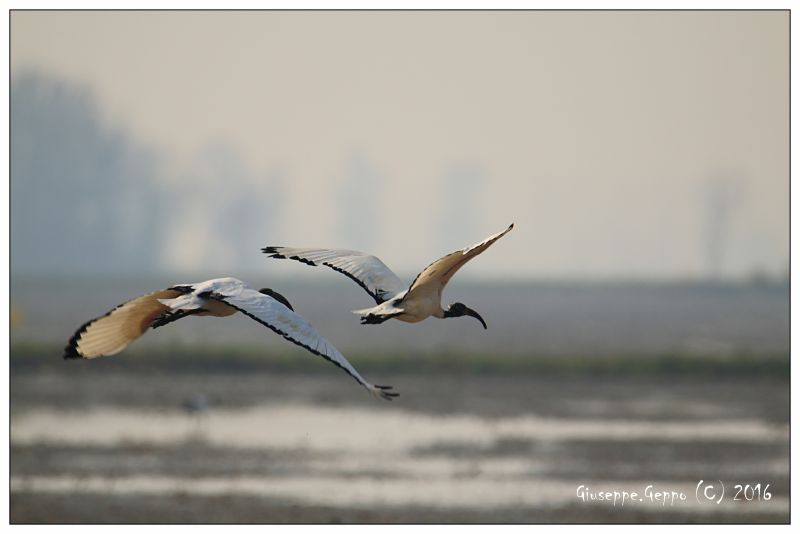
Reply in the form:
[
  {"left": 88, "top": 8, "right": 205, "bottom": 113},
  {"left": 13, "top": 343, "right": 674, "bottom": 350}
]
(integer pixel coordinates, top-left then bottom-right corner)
[{"left": 10, "top": 10, "right": 789, "bottom": 280}]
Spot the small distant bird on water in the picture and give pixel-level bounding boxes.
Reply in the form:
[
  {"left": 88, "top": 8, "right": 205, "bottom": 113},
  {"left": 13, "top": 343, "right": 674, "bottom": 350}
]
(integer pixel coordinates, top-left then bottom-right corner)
[
  {"left": 263, "top": 223, "right": 514, "bottom": 328},
  {"left": 182, "top": 393, "right": 211, "bottom": 438},
  {"left": 63, "top": 277, "right": 397, "bottom": 401},
  {"left": 182, "top": 393, "right": 210, "bottom": 415}
]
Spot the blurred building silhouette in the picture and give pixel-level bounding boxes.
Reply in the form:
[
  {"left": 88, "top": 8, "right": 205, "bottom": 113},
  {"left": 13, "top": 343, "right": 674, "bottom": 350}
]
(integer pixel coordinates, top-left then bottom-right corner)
[
  {"left": 11, "top": 71, "right": 166, "bottom": 276},
  {"left": 702, "top": 175, "right": 742, "bottom": 280},
  {"left": 10, "top": 71, "right": 288, "bottom": 277}
]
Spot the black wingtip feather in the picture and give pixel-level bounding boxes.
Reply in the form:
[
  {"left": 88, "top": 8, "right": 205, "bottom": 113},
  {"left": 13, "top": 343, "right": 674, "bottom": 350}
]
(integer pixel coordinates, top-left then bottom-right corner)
[
  {"left": 63, "top": 327, "right": 84, "bottom": 359},
  {"left": 291, "top": 256, "right": 316, "bottom": 266},
  {"left": 262, "top": 246, "right": 281, "bottom": 255},
  {"left": 62, "top": 315, "right": 99, "bottom": 360},
  {"left": 261, "top": 247, "right": 317, "bottom": 266},
  {"left": 63, "top": 345, "right": 83, "bottom": 360}
]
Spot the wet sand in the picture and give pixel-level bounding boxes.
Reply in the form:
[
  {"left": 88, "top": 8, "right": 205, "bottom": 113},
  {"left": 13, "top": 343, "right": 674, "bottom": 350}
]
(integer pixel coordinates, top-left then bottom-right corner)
[{"left": 10, "top": 369, "right": 790, "bottom": 523}]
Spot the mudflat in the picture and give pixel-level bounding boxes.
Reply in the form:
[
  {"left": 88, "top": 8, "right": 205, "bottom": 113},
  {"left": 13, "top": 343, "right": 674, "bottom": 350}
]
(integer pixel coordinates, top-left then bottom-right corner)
[{"left": 10, "top": 367, "right": 789, "bottom": 524}]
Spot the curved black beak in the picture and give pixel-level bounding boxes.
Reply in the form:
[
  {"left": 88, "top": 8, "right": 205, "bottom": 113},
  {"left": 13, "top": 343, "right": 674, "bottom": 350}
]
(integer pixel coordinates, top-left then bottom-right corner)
[{"left": 464, "top": 306, "right": 487, "bottom": 330}]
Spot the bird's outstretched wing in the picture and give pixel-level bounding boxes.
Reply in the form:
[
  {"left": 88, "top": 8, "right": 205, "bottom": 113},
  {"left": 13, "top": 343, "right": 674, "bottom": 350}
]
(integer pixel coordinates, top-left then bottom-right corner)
[
  {"left": 210, "top": 288, "right": 398, "bottom": 401},
  {"left": 262, "top": 247, "right": 406, "bottom": 304},
  {"left": 406, "top": 224, "right": 515, "bottom": 297},
  {"left": 63, "top": 288, "right": 188, "bottom": 359}
]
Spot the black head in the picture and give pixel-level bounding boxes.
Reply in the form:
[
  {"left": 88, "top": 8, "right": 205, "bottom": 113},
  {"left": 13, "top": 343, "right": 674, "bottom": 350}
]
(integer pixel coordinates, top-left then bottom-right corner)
[
  {"left": 444, "top": 302, "right": 487, "bottom": 329},
  {"left": 258, "top": 288, "right": 294, "bottom": 311}
]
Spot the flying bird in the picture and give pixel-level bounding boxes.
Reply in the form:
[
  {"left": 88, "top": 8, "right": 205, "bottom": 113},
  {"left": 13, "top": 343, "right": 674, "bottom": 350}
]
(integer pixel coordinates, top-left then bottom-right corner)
[
  {"left": 63, "top": 277, "right": 397, "bottom": 401},
  {"left": 263, "top": 223, "right": 514, "bottom": 328}
]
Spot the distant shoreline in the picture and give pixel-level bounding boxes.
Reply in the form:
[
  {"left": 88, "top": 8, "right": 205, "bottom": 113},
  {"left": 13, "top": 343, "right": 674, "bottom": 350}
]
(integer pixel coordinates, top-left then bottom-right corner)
[{"left": 11, "top": 343, "right": 789, "bottom": 379}]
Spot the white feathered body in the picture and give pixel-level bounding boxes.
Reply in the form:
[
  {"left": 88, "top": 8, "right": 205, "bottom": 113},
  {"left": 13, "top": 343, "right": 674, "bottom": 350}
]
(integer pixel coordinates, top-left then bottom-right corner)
[{"left": 353, "top": 287, "right": 445, "bottom": 323}]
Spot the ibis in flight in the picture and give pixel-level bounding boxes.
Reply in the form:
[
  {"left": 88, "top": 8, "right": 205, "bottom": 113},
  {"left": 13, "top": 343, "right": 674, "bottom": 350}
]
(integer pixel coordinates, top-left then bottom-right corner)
[
  {"left": 263, "top": 223, "right": 514, "bottom": 329},
  {"left": 63, "top": 277, "right": 397, "bottom": 401}
]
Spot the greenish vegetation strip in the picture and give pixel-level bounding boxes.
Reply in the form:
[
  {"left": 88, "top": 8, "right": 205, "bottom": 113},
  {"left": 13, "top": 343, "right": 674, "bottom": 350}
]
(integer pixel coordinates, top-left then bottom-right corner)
[{"left": 9, "top": 342, "right": 789, "bottom": 378}]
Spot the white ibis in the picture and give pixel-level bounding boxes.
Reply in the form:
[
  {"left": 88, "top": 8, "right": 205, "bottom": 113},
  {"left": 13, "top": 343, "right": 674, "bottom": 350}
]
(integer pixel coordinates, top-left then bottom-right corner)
[
  {"left": 263, "top": 223, "right": 514, "bottom": 329},
  {"left": 63, "top": 277, "right": 397, "bottom": 401}
]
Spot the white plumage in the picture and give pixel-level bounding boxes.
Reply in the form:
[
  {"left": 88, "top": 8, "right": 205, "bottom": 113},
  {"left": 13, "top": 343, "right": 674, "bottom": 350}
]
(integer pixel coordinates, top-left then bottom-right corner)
[
  {"left": 63, "top": 277, "right": 397, "bottom": 401},
  {"left": 263, "top": 223, "right": 514, "bottom": 328}
]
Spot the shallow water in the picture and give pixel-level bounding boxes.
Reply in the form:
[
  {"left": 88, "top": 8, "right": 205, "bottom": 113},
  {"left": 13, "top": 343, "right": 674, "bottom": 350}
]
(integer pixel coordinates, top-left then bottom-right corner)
[
  {"left": 10, "top": 370, "right": 790, "bottom": 523},
  {"left": 10, "top": 404, "right": 789, "bottom": 450}
]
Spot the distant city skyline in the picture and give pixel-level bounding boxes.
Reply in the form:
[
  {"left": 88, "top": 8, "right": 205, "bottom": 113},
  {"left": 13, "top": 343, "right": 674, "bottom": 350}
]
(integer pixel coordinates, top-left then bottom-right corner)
[{"left": 10, "top": 10, "right": 789, "bottom": 280}]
